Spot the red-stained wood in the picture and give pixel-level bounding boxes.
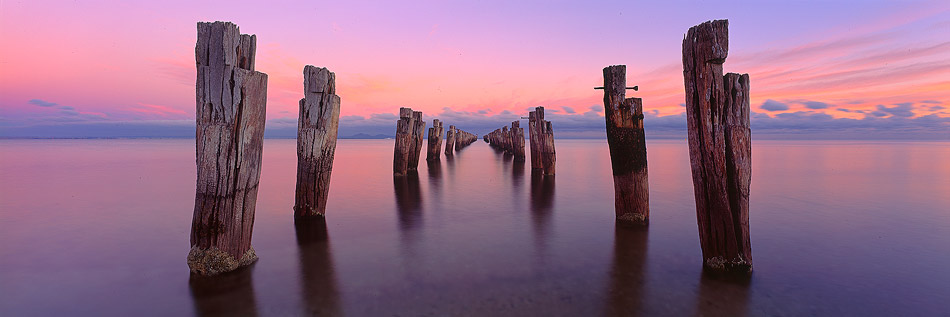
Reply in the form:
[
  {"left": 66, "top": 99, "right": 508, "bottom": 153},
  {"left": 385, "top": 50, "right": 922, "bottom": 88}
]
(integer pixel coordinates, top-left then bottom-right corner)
[
  {"left": 294, "top": 65, "right": 341, "bottom": 218},
  {"left": 603, "top": 65, "right": 650, "bottom": 226},
  {"left": 682, "top": 19, "right": 752, "bottom": 273},
  {"left": 190, "top": 21, "right": 267, "bottom": 275},
  {"left": 724, "top": 72, "right": 752, "bottom": 265}
]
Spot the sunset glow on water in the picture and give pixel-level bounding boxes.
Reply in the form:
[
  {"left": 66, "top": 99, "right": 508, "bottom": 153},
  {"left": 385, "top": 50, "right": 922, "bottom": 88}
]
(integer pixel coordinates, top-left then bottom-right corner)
[{"left": 1, "top": 139, "right": 948, "bottom": 315}]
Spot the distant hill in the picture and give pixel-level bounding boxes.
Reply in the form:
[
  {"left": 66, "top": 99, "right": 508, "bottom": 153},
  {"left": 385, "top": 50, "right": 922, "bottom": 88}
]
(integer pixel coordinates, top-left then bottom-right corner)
[{"left": 340, "top": 133, "right": 393, "bottom": 139}]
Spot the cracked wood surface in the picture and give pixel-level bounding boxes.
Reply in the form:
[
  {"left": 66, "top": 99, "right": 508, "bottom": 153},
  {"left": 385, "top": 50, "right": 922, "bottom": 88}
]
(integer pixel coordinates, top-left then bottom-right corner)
[
  {"left": 191, "top": 21, "right": 267, "bottom": 275},
  {"left": 294, "top": 65, "right": 341, "bottom": 218},
  {"left": 682, "top": 19, "right": 752, "bottom": 273}
]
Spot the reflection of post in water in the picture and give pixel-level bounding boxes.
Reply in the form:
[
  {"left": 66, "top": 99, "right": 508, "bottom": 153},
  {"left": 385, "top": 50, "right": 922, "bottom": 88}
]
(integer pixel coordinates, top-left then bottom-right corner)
[
  {"left": 393, "top": 172, "right": 424, "bottom": 277},
  {"left": 530, "top": 172, "right": 555, "bottom": 256},
  {"left": 605, "top": 223, "right": 648, "bottom": 316},
  {"left": 294, "top": 217, "right": 342, "bottom": 316},
  {"left": 393, "top": 173, "right": 423, "bottom": 232},
  {"left": 444, "top": 151, "right": 456, "bottom": 175},
  {"left": 530, "top": 172, "right": 555, "bottom": 213},
  {"left": 426, "top": 159, "right": 442, "bottom": 181},
  {"left": 426, "top": 159, "right": 442, "bottom": 198},
  {"left": 693, "top": 269, "right": 751, "bottom": 316},
  {"left": 511, "top": 158, "right": 525, "bottom": 191},
  {"left": 188, "top": 266, "right": 259, "bottom": 316}
]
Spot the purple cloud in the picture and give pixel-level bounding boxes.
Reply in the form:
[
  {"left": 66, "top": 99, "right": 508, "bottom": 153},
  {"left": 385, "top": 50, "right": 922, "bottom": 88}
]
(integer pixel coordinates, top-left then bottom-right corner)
[
  {"left": 876, "top": 103, "right": 915, "bottom": 117},
  {"left": 760, "top": 99, "right": 790, "bottom": 112},
  {"left": 802, "top": 101, "right": 832, "bottom": 109}
]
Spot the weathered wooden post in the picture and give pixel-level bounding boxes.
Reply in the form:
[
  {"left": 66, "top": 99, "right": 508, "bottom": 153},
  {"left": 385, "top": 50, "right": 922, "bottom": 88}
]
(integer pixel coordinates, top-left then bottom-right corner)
[
  {"left": 682, "top": 19, "right": 752, "bottom": 273},
  {"left": 190, "top": 21, "right": 267, "bottom": 275},
  {"left": 498, "top": 126, "right": 509, "bottom": 152},
  {"left": 444, "top": 125, "right": 456, "bottom": 155},
  {"left": 601, "top": 65, "right": 650, "bottom": 225},
  {"left": 501, "top": 126, "right": 510, "bottom": 152},
  {"left": 426, "top": 119, "right": 444, "bottom": 161},
  {"left": 542, "top": 120, "right": 555, "bottom": 175},
  {"left": 528, "top": 112, "right": 541, "bottom": 169},
  {"left": 393, "top": 107, "right": 419, "bottom": 176},
  {"left": 528, "top": 107, "right": 556, "bottom": 175},
  {"left": 294, "top": 66, "right": 341, "bottom": 218},
  {"left": 407, "top": 111, "right": 426, "bottom": 171},
  {"left": 510, "top": 121, "right": 525, "bottom": 161}
]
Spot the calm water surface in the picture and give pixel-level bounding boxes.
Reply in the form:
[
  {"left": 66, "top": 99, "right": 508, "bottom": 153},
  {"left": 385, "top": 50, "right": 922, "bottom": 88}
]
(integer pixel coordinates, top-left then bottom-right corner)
[{"left": 1, "top": 139, "right": 949, "bottom": 316}]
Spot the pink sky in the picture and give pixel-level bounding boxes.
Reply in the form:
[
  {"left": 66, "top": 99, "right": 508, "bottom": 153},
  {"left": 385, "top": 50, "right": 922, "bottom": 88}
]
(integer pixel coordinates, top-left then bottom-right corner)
[{"left": 0, "top": 0, "right": 947, "bottom": 137}]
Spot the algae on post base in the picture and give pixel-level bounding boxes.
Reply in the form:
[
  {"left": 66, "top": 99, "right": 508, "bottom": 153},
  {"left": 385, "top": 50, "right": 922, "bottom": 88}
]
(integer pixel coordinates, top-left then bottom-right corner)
[{"left": 187, "top": 247, "right": 258, "bottom": 276}]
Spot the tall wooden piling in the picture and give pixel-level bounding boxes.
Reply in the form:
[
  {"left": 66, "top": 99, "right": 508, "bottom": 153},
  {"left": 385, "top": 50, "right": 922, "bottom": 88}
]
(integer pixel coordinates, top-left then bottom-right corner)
[
  {"left": 502, "top": 126, "right": 510, "bottom": 151},
  {"left": 407, "top": 111, "right": 426, "bottom": 170},
  {"left": 427, "top": 119, "right": 444, "bottom": 161},
  {"left": 682, "top": 19, "right": 752, "bottom": 273},
  {"left": 190, "top": 21, "right": 267, "bottom": 275},
  {"left": 602, "top": 65, "right": 649, "bottom": 225},
  {"left": 444, "top": 125, "right": 457, "bottom": 155},
  {"left": 294, "top": 66, "right": 341, "bottom": 218},
  {"left": 394, "top": 108, "right": 424, "bottom": 176},
  {"left": 510, "top": 121, "right": 525, "bottom": 161},
  {"left": 528, "top": 112, "right": 541, "bottom": 168},
  {"left": 393, "top": 108, "right": 414, "bottom": 176},
  {"left": 528, "top": 107, "right": 556, "bottom": 175}
]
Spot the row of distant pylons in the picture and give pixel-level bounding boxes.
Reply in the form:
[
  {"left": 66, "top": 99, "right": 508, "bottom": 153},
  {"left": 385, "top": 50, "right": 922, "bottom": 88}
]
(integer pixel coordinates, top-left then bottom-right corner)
[
  {"left": 484, "top": 107, "right": 556, "bottom": 175},
  {"left": 391, "top": 108, "right": 476, "bottom": 177},
  {"left": 187, "top": 19, "right": 753, "bottom": 278}
]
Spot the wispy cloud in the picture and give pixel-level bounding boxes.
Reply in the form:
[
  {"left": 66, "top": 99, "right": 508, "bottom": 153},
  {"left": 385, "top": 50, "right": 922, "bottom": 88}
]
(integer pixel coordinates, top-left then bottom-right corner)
[
  {"left": 801, "top": 101, "right": 832, "bottom": 110},
  {"left": 28, "top": 99, "right": 57, "bottom": 107},
  {"left": 127, "top": 103, "right": 189, "bottom": 118}
]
